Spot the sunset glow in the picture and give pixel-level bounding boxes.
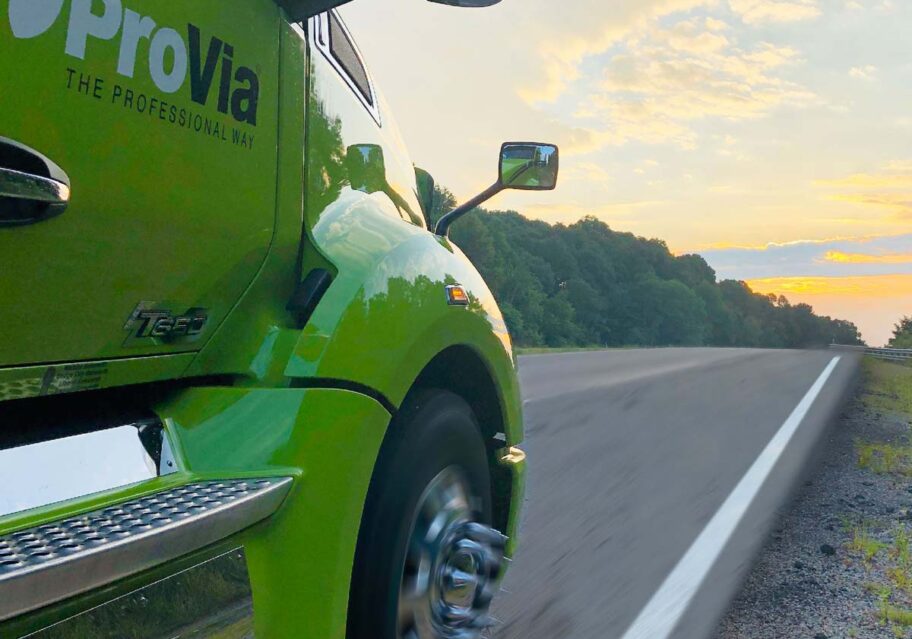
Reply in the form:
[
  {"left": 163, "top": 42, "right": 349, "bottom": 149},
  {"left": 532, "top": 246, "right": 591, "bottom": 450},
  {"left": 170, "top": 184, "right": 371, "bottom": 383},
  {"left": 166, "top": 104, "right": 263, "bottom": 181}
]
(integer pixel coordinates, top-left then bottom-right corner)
[
  {"left": 822, "top": 251, "right": 912, "bottom": 265},
  {"left": 344, "top": 0, "right": 912, "bottom": 344},
  {"left": 747, "top": 274, "right": 912, "bottom": 298},
  {"left": 747, "top": 274, "right": 912, "bottom": 345}
]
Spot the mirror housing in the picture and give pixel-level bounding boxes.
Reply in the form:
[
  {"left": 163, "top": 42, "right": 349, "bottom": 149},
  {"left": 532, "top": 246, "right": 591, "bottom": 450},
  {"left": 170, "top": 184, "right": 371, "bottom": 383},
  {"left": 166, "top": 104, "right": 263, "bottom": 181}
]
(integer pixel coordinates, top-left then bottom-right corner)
[
  {"left": 276, "top": 0, "right": 352, "bottom": 21},
  {"left": 276, "top": 0, "right": 500, "bottom": 21},
  {"left": 428, "top": 0, "right": 502, "bottom": 6},
  {"left": 499, "top": 143, "right": 559, "bottom": 191},
  {"left": 435, "top": 142, "right": 559, "bottom": 236}
]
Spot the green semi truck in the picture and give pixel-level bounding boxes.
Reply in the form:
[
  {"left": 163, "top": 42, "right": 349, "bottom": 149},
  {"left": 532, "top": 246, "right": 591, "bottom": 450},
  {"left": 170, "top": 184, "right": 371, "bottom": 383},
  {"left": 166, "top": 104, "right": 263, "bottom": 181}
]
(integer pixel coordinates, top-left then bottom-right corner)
[{"left": 0, "top": 0, "right": 557, "bottom": 637}]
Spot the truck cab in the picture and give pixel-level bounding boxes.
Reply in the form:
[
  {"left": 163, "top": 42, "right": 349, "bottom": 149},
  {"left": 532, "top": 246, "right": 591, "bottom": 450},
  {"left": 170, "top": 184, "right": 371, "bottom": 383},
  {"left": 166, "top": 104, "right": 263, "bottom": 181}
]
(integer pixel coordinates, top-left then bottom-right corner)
[{"left": 0, "top": 1, "right": 556, "bottom": 636}]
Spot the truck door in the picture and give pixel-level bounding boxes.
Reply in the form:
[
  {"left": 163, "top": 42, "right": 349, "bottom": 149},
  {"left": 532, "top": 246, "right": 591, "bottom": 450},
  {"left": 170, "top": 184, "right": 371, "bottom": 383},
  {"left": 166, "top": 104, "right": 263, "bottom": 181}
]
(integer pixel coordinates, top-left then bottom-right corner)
[{"left": 0, "top": 0, "right": 280, "bottom": 368}]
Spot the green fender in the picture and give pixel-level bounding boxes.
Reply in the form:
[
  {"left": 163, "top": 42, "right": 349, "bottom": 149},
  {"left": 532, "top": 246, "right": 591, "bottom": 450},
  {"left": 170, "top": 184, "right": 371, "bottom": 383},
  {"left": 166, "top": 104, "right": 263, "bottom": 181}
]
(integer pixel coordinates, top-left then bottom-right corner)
[
  {"left": 286, "top": 210, "right": 523, "bottom": 444},
  {"left": 160, "top": 386, "right": 390, "bottom": 639}
]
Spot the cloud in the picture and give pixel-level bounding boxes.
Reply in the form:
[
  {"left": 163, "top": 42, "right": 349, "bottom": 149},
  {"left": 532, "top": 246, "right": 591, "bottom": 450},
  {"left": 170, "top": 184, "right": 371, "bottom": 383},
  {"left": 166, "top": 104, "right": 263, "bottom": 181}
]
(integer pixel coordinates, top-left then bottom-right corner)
[
  {"left": 568, "top": 21, "right": 817, "bottom": 149},
  {"left": 665, "top": 18, "right": 731, "bottom": 53},
  {"left": 816, "top": 173, "right": 912, "bottom": 189},
  {"left": 705, "top": 17, "right": 730, "bottom": 31},
  {"left": 700, "top": 233, "right": 912, "bottom": 279},
  {"left": 703, "top": 235, "right": 877, "bottom": 250},
  {"left": 516, "top": 0, "right": 715, "bottom": 106},
  {"left": 829, "top": 193, "right": 912, "bottom": 216},
  {"left": 746, "top": 274, "right": 912, "bottom": 297},
  {"left": 729, "top": 0, "right": 822, "bottom": 24},
  {"left": 817, "top": 162, "right": 912, "bottom": 218},
  {"left": 562, "top": 162, "right": 616, "bottom": 184},
  {"left": 849, "top": 65, "right": 878, "bottom": 80},
  {"left": 344, "top": 0, "right": 739, "bottom": 188},
  {"left": 634, "top": 159, "right": 660, "bottom": 174},
  {"left": 344, "top": 0, "right": 908, "bottom": 261},
  {"left": 822, "top": 251, "right": 912, "bottom": 264}
]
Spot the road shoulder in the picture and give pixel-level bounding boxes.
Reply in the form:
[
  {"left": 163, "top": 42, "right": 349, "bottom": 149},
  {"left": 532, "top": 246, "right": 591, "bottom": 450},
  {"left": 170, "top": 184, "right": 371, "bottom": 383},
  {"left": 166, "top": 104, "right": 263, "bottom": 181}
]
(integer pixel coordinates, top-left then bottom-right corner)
[{"left": 716, "top": 358, "right": 912, "bottom": 639}]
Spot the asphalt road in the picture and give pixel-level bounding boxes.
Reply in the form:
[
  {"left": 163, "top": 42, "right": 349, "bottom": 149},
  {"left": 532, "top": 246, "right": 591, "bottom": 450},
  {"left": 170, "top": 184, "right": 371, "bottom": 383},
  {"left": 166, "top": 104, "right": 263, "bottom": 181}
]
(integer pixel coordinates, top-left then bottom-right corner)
[{"left": 490, "top": 348, "right": 861, "bottom": 639}]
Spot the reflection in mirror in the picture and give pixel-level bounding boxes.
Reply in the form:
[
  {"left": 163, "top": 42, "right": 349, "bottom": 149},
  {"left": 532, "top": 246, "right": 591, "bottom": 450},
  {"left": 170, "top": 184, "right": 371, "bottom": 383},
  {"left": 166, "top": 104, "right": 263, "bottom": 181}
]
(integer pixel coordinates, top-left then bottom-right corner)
[
  {"left": 345, "top": 144, "right": 420, "bottom": 224},
  {"left": 346, "top": 144, "right": 386, "bottom": 194},
  {"left": 499, "top": 143, "right": 559, "bottom": 191}
]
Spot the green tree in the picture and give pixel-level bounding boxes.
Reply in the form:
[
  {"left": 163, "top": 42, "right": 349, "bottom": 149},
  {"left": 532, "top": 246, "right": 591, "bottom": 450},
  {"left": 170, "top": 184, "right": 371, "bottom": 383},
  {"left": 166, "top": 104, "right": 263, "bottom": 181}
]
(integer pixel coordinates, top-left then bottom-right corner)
[
  {"left": 434, "top": 185, "right": 864, "bottom": 349},
  {"left": 889, "top": 317, "right": 912, "bottom": 348}
]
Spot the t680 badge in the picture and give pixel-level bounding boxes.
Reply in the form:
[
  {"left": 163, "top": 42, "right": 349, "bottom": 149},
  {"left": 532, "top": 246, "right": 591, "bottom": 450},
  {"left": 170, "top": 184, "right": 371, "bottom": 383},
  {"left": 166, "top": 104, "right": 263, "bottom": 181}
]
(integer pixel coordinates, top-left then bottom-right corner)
[{"left": 124, "top": 303, "right": 208, "bottom": 345}]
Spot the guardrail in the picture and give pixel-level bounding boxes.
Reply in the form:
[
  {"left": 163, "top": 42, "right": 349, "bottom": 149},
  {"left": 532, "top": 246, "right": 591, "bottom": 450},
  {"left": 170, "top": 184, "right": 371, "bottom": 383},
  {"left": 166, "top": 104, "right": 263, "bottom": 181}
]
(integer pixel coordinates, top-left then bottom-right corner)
[{"left": 830, "top": 344, "right": 912, "bottom": 361}]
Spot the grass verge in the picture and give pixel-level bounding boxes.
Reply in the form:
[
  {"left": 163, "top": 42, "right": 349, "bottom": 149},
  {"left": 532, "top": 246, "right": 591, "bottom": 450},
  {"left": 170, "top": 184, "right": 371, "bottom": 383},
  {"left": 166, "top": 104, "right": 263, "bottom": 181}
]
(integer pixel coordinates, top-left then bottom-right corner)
[
  {"left": 846, "top": 357, "right": 912, "bottom": 633},
  {"left": 849, "top": 526, "right": 888, "bottom": 565},
  {"left": 861, "top": 357, "right": 912, "bottom": 417},
  {"left": 856, "top": 358, "right": 912, "bottom": 476},
  {"left": 857, "top": 442, "right": 912, "bottom": 475}
]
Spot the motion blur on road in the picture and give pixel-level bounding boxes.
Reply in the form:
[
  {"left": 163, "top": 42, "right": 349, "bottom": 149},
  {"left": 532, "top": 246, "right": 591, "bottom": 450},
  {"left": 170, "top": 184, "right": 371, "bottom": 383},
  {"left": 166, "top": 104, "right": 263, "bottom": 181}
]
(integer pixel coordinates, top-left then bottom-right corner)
[{"left": 490, "top": 348, "right": 861, "bottom": 639}]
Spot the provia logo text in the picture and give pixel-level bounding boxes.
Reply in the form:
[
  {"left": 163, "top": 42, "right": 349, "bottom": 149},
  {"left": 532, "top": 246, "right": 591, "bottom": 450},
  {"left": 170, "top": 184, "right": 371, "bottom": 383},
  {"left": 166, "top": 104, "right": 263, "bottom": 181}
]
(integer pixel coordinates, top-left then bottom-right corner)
[{"left": 8, "top": 0, "right": 260, "bottom": 125}]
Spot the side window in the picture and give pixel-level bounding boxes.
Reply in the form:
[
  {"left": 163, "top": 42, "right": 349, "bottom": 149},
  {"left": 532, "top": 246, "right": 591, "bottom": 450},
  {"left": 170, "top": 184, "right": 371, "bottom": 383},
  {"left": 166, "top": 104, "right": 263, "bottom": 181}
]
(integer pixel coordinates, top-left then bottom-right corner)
[
  {"left": 328, "top": 13, "right": 372, "bottom": 105},
  {"left": 310, "top": 11, "right": 380, "bottom": 125}
]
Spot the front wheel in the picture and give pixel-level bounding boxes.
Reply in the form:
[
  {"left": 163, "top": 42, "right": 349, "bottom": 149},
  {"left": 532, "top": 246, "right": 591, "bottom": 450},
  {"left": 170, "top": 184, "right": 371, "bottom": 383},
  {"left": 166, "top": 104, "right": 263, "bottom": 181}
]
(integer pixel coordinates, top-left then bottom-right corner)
[{"left": 347, "top": 390, "right": 507, "bottom": 639}]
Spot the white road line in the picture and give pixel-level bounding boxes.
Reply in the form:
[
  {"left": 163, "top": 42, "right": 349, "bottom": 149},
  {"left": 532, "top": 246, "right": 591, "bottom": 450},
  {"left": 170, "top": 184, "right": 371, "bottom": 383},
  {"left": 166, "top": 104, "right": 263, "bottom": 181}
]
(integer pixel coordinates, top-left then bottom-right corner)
[{"left": 620, "top": 355, "right": 842, "bottom": 639}]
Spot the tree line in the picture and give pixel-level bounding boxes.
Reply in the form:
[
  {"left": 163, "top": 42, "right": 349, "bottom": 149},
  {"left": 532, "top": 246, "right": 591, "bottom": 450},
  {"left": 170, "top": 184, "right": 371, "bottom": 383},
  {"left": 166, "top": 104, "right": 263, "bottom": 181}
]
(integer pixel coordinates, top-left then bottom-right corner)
[
  {"left": 429, "top": 187, "right": 865, "bottom": 348},
  {"left": 889, "top": 318, "right": 912, "bottom": 349}
]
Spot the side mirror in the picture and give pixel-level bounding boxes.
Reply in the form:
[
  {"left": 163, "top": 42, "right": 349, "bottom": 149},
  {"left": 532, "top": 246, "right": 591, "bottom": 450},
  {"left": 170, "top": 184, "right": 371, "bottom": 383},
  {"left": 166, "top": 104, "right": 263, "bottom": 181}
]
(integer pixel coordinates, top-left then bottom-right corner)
[
  {"left": 428, "top": 0, "right": 502, "bottom": 5},
  {"left": 499, "top": 143, "right": 559, "bottom": 191},
  {"left": 276, "top": 0, "right": 500, "bottom": 21},
  {"left": 276, "top": 0, "right": 353, "bottom": 21},
  {"left": 435, "top": 142, "right": 559, "bottom": 237}
]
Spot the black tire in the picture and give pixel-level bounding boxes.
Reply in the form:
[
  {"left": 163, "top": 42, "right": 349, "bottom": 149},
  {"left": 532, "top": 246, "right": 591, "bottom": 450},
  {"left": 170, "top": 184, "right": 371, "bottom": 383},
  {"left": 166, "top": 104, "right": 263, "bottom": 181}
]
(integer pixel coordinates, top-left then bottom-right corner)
[{"left": 347, "top": 389, "right": 493, "bottom": 639}]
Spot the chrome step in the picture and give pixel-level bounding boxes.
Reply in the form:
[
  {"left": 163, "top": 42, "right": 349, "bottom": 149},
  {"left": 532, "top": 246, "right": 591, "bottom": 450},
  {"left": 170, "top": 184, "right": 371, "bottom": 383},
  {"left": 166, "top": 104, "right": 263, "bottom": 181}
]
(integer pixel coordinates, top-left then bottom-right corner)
[
  {"left": 0, "top": 477, "right": 293, "bottom": 622},
  {"left": 0, "top": 418, "right": 178, "bottom": 519}
]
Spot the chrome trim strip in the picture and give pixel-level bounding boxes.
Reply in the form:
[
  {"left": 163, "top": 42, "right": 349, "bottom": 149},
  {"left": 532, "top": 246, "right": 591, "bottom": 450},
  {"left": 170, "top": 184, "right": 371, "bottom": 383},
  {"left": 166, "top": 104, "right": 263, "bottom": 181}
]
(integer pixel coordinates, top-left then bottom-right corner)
[{"left": 0, "top": 477, "right": 292, "bottom": 622}]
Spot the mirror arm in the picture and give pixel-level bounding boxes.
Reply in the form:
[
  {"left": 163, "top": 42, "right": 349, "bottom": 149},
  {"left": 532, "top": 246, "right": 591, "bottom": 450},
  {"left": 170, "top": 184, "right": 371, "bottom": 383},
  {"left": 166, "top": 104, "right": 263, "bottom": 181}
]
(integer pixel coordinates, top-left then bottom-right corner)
[{"left": 435, "top": 182, "right": 503, "bottom": 237}]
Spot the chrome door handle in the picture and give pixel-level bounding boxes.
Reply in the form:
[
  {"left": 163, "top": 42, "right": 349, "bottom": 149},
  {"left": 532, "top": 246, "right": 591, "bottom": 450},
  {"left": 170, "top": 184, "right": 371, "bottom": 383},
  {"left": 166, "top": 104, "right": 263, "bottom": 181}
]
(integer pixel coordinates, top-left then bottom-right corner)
[
  {"left": 0, "top": 166, "right": 70, "bottom": 205},
  {"left": 0, "top": 136, "right": 71, "bottom": 227}
]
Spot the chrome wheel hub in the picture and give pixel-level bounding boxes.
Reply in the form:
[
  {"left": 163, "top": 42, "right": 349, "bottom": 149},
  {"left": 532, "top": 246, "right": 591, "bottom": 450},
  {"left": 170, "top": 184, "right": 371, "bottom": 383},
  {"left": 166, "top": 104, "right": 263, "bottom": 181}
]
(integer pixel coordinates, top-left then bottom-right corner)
[{"left": 398, "top": 468, "right": 507, "bottom": 639}]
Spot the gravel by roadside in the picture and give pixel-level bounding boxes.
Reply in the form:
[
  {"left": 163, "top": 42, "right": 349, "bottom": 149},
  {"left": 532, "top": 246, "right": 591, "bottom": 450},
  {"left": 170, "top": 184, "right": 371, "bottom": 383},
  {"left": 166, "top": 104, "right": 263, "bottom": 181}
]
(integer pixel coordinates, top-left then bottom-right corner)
[{"left": 715, "top": 359, "right": 912, "bottom": 639}]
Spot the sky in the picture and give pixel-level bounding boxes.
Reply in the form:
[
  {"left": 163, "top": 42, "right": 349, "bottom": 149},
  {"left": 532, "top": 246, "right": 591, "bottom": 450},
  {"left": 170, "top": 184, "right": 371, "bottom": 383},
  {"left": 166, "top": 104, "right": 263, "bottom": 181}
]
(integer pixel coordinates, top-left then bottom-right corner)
[{"left": 341, "top": 0, "right": 912, "bottom": 346}]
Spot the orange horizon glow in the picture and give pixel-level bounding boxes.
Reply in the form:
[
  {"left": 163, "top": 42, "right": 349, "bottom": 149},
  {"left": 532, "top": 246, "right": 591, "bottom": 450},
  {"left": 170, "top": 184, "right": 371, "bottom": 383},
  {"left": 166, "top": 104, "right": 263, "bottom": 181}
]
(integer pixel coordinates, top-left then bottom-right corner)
[
  {"left": 747, "top": 274, "right": 912, "bottom": 298},
  {"left": 822, "top": 251, "right": 912, "bottom": 265},
  {"left": 746, "top": 274, "right": 912, "bottom": 345}
]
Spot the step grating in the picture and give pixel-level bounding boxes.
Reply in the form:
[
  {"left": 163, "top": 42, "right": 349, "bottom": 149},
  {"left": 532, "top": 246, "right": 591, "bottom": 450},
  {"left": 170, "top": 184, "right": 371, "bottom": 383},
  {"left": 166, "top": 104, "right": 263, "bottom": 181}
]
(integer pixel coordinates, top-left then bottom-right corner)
[{"left": 0, "top": 477, "right": 292, "bottom": 622}]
